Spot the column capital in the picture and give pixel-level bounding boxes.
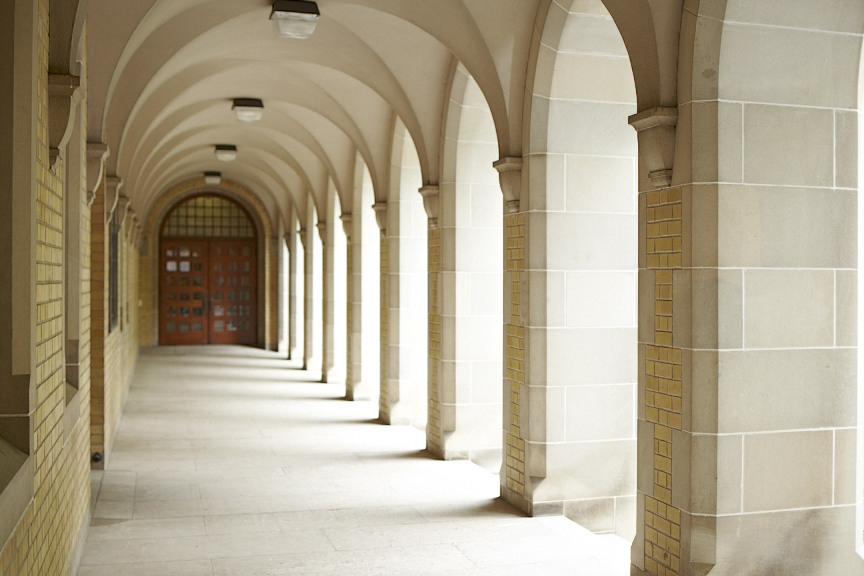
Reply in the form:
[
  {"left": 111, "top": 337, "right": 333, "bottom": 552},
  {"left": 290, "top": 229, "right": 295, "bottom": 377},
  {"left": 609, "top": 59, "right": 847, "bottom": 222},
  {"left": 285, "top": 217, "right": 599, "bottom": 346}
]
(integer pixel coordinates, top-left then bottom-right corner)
[
  {"left": 419, "top": 186, "right": 439, "bottom": 228},
  {"left": 339, "top": 213, "right": 352, "bottom": 239},
  {"left": 372, "top": 202, "right": 387, "bottom": 236},
  {"left": 628, "top": 106, "right": 678, "bottom": 188},
  {"left": 493, "top": 157, "right": 523, "bottom": 213},
  {"left": 86, "top": 141, "right": 110, "bottom": 206},
  {"left": 316, "top": 221, "right": 327, "bottom": 244},
  {"left": 117, "top": 195, "right": 131, "bottom": 229},
  {"left": 105, "top": 176, "right": 123, "bottom": 223},
  {"left": 47, "top": 73, "right": 81, "bottom": 168},
  {"left": 298, "top": 228, "right": 307, "bottom": 249}
]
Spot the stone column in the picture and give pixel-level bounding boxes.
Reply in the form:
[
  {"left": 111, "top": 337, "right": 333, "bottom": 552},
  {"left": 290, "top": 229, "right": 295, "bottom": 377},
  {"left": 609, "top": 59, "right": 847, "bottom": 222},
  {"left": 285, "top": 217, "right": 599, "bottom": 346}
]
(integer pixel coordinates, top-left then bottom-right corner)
[
  {"left": 341, "top": 215, "right": 353, "bottom": 393},
  {"left": 420, "top": 186, "right": 443, "bottom": 454},
  {"left": 346, "top": 194, "right": 380, "bottom": 401},
  {"left": 346, "top": 211, "right": 362, "bottom": 400},
  {"left": 301, "top": 225, "right": 315, "bottom": 371},
  {"left": 285, "top": 231, "right": 297, "bottom": 359},
  {"left": 318, "top": 221, "right": 333, "bottom": 382},
  {"left": 373, "top": 203, "right": 391, "bottom": 422},
  {"left": 495, "top": 159, "right": 529, "bottom": 509}
]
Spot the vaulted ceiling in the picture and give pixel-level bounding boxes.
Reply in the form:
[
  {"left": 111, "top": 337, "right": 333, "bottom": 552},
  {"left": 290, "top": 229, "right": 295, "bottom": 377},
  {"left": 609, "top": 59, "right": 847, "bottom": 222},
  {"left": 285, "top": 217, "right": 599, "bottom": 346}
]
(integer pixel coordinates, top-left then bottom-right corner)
[{"left": 86, "top": 0, "right": 543, "bottom": 229}]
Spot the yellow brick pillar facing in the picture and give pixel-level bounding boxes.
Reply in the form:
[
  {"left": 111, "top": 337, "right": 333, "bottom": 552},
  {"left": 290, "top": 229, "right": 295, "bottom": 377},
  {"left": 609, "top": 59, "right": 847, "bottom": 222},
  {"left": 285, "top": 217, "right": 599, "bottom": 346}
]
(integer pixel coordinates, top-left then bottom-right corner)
[
  {"left": 426, "top": 224, "right": 442, "bottom": 456},
  {"left": 379, "top": 234, "right": 389, "bottom": 422},
  {"left": 345, "top": 240, "right": 353, "bottom": 392},
  {"left": 640, "top": 187, "right": 687, "bottom": 576},
  {"left": 502, "top": 212, "right": 527, "bottom": 502}
]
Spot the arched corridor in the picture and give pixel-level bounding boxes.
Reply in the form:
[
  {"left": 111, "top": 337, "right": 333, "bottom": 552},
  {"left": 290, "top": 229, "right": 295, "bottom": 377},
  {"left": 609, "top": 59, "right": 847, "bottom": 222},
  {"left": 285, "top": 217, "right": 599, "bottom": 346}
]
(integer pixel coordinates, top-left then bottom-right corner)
[
  {"left": 79, "top": 347, "right": 628, "bottom": 575},
  {"left": 2, "top": 1, "right": 864, "bottom": 575}
]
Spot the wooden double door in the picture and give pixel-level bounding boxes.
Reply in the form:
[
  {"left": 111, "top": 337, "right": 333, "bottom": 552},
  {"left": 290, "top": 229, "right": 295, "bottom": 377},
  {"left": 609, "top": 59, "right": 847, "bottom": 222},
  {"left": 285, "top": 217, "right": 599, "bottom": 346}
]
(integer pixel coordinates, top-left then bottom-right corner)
[{"left": 159, "top": 239, "right": 257, "bottom": 345}]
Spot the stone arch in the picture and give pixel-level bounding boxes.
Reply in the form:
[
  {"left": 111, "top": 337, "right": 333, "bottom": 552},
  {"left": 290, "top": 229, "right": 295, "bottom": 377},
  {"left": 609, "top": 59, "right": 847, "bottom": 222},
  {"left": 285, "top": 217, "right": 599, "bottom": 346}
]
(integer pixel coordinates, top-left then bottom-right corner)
[
  {"left": 47, "top": 0, "right": 85, "bottom": 167},
  {"left": 378, "top": 118, "right": 427, "bottom": 428},
  {"left": 428, "top": 59, "right": 503, "bottom": 469},
  {"left": 514, "top": 0, "right": 638, "bottom": 539},
  {"left": 140, "top": 177, "right": 277, "bottom": 349}
]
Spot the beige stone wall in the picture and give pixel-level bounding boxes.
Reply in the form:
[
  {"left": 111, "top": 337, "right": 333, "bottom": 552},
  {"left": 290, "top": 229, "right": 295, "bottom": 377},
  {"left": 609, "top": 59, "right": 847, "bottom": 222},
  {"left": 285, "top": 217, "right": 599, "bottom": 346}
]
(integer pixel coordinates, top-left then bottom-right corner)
[
  {"left": 510, "top": 0, "right": 638, "bottom": 536},
  {"left": 380, "top": 125, "right": 428, "bottom": 428},
  {"left": 346, "top": 173, "right": 380, "bottom": 401},
  {"left": 434, "top": 64, "right": 503, "bottom": 466}
]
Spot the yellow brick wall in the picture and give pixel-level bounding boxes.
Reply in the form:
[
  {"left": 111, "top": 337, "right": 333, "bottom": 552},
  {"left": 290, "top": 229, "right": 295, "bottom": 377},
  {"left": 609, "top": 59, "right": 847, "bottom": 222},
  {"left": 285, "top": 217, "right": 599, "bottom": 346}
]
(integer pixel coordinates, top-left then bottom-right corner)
[
  {"left": 89, "top": 183, "right": 106, "bottom": 459},
  {"left": 102, "top": 235, "right": 140, "bottom": 463},
  {"left": 504, "top": 213, "right": 526, "bottom": 496},
  {"left": 427, "top": 226, "right": 442, "bottom": 454},
  {"left": 345, "top": 241, "right": 353, "bottom": 389},
  {"left": 379, "top": 235, "right": 390, "bottom": 421},
  {"left": 0, "top": 4, "right": 91, "bottom": 574},
  {"left": 643, "top": 187, "right": 683, "bottom": 576}
]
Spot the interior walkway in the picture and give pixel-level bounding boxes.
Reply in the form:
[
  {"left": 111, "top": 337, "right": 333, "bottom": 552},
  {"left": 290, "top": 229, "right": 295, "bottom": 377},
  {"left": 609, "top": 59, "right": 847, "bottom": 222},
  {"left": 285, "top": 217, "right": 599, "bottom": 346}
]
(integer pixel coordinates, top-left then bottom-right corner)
[{"left": 77, "top": 346, "right": 629, "bottom": 576}]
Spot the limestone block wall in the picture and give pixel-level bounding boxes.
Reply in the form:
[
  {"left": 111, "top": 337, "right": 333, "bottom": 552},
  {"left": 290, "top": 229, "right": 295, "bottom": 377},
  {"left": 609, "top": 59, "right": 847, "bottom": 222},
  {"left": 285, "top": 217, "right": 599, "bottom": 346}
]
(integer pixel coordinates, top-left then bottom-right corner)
[
  {"left": 347, "top": 176, "right": 380, "bottom": 401},
  {"left": 381, "top": 193, "right": 428, "bottom": 427},
  {"left": 630, "top": 3, "right": 864, "bottom": 575},
  {"left": 508, "top": 0, "right": 638, "bottom": 538},
  {"left": 434, "top": 65, "right": 503, "bottom": 466}
]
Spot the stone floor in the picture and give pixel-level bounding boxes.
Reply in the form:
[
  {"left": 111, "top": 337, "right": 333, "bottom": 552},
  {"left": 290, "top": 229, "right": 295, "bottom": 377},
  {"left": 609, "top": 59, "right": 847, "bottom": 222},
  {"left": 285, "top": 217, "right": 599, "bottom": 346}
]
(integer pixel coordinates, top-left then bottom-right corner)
[{"left": 76, "top": 346, "right": 630, "bottom": 576}]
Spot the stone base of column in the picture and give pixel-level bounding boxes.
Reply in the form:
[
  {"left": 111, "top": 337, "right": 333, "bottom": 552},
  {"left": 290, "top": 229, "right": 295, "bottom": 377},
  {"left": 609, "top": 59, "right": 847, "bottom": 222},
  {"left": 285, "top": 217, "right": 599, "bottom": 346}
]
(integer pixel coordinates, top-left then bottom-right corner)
[
  {"left": 426, "top": 438, "right": 444, "bottom": 460},
  {"left": 500, "top": 484, "right": 564, "bottom": 517},
  {"left": 344, "top": 384, "right": 374, "bottom": 402},
  {"left": 380, "top": 412, "right": 411, "bottom": 426}
]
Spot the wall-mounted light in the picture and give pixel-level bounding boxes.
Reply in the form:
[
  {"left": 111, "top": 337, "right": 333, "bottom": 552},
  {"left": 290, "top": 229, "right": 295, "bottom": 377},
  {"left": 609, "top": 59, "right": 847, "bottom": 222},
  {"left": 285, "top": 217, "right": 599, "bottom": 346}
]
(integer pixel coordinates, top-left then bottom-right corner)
[
  {"left": 270, "top": 0, "right": 320, "bottom": 39},
  {"left": 214, "top": 144, "right": 237, "bottom": 162},
  {"left": 204, "top": 171, "right": 222, "bottom": 185},
  {"left": 232, "top": 98, "right": 264, "bottom": 122}
]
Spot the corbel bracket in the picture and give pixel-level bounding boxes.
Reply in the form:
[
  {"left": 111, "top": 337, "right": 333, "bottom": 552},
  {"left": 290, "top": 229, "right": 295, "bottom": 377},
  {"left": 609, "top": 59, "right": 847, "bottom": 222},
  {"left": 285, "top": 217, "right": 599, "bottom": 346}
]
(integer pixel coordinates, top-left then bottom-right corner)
[{"left": 628, "top": 107, "right": 678, "bottom": 188}]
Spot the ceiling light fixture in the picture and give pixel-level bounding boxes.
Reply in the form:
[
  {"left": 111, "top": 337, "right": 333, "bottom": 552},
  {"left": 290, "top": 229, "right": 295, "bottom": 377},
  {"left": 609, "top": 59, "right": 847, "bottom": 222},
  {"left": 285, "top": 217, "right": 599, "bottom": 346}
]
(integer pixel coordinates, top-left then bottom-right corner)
[
  {"left": 270, "top": 0, "right": 320, "bottom": 39},
  {"left": 214, "top": 144, "right": 237, "bottom": 162},
  {"left": 204, "top": 171, "right": 222, "bottom": 185},
  {"left": 232, "top": 98, "right": 264, "bottom": 122}
]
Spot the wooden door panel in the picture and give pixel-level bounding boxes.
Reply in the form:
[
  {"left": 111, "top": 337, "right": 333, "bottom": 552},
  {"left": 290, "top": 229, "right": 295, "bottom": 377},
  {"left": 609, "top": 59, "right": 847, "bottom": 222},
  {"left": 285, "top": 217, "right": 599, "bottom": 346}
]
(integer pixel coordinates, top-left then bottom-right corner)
[
  {"left": 160, "top": 241, "right": 209, "bottom": 345},
  {"left": 208, "top": 240, "right": 257, "bottom": 345}
]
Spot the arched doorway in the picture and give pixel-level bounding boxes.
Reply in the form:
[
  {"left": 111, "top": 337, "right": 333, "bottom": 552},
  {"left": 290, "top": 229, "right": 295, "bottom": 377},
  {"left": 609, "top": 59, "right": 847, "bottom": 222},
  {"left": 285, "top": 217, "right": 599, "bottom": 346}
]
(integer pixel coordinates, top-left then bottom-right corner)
[{"left": 159, "top": 194, "right": 258, "bottom": 345}]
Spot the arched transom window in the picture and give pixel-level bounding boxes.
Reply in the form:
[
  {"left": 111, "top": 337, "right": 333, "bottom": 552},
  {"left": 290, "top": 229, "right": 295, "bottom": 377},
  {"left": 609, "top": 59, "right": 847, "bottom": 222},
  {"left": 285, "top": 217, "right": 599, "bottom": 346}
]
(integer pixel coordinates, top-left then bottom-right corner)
[{"left": 161, "top": 195, "right": 255, "bottom": 239}]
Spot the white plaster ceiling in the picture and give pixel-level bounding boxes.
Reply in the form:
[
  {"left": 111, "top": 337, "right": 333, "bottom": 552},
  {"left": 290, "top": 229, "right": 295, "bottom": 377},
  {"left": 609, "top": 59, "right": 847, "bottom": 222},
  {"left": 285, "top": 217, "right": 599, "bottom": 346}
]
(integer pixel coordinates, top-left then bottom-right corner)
[{"left": 86, "top": 0, "right": 541, "bottom": 229}]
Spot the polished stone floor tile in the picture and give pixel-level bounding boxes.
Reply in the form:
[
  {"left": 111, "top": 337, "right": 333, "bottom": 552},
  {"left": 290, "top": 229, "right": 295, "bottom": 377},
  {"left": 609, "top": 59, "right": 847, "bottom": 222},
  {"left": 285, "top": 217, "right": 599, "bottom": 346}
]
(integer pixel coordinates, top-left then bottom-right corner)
[{"left": 76, "top": 346, "right": 628, "bottom": 576}]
